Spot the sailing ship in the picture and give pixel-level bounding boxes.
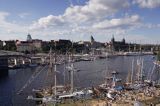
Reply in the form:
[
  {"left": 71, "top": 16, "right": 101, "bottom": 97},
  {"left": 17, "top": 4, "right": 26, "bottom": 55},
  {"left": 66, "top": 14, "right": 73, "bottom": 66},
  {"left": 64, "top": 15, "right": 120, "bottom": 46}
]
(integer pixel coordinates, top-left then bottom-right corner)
[{"left": 25, "top": 43, "right": 93, "bottom": 105}]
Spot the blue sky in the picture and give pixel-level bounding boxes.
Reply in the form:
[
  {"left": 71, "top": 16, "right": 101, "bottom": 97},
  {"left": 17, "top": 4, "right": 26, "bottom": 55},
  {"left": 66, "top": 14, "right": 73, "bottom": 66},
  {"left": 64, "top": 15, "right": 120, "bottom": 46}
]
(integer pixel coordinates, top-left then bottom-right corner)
[{"left": 0, "top": 0, "right": 160, "bottom": 44}]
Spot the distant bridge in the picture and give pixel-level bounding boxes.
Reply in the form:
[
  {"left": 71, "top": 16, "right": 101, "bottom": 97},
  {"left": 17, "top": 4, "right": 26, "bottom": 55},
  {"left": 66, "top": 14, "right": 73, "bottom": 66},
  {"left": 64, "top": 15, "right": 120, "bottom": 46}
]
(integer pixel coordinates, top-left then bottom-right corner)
[
  {"left": 0, "top": 50, "right": 30, "bottom": 58},
  {"left": 0, "top": 50, "right": 31, "bottom": 74}
]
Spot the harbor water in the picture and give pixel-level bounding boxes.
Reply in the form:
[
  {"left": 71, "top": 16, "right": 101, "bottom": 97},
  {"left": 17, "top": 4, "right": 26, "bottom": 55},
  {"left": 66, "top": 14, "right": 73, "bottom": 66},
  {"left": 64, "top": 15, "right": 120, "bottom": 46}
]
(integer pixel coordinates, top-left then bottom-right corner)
[{"left": 0, "top": 55, "right": 156, "bottom": 106}]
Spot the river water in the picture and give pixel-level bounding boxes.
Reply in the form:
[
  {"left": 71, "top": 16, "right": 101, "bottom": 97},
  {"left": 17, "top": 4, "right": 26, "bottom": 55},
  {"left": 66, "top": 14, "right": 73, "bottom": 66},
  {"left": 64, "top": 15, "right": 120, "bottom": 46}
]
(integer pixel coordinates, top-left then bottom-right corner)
[{"left": 0, "top": 55, "right": 156, "bottom": 106}]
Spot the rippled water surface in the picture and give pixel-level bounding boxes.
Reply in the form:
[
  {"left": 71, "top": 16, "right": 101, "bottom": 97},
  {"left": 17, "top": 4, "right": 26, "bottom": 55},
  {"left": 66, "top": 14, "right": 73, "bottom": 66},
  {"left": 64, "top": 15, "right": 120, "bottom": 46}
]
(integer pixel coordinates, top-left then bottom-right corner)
[{"left": 0, "top": 55, "right": 156, "bottom": 106}]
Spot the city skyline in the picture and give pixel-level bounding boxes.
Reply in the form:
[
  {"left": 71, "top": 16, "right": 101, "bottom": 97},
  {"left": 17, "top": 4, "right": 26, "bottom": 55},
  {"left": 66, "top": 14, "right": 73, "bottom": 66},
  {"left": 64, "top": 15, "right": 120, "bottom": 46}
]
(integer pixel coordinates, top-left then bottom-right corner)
[{"left": 0, "top": 0, "right": 160, "bottom": 44}]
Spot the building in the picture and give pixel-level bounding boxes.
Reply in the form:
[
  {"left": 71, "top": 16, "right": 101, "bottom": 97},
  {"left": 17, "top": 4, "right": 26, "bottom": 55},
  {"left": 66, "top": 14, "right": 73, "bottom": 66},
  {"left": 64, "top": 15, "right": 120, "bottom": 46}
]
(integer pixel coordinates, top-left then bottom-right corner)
[
  {"left": 16, "top": 41, "right": 35, "bottom": 53},
  {"left": 90, "top": 35, "right": 104, "bottom": 48},
  {"left": 76, "top": 41, "right": 91, "bottom": 53},
  {"left": 16, "top": 34, "right": 42, "bottom": 53},
  {"left": 0, "top": 40, "right": 3, "bottom": 50},
  {"left": 76, "top": 36, "right": 105, "bottom": 54},
  {"left": 110, "top": 36, "right": 129, "bottom": 51},
  {"left": 32, "top": 39, "right": 42, "bottom": 50},
  {"left": 78, "top": 41, "right": 91, "bottom": 47}
]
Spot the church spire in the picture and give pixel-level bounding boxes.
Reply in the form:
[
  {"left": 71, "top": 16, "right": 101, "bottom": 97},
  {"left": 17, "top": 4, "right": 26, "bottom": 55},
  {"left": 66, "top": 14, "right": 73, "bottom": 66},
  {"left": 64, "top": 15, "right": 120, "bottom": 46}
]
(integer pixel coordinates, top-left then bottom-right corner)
[
  {"left": 91, "top": 35, "right": 95, "bottom": 43},
  {"left": 111, "top": 35, "right": 115, "bottom": 43}
]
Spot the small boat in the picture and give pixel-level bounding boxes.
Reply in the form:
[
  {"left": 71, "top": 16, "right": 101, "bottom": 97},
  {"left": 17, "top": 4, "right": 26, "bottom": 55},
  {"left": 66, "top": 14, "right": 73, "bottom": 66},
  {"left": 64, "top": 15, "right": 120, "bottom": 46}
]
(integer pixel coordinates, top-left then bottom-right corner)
[
  {"left": 111, "top": 71, "right": 119, "bottom": 75},
  {"left": 80, "top": 57, "right": 92, "bottom": 61}
]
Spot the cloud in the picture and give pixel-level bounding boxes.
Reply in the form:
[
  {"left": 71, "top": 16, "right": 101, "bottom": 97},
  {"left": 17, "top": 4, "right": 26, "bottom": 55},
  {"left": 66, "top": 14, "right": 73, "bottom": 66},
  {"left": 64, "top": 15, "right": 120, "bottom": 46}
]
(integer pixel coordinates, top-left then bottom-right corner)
[
  {"left": 0, "top": 12, "right": 26, "bottom": 32},
  {"left": 0, "top": 11, "right": 27, "bottom": 40},
  {"left": 0, "top": 0, "right": 159, "bottom": 43},
  {"left": 157, "top": 24, "right": 160, "bottom": 27},
  {"left": 125, "top": 34, "right": 153, "bottom": 43},
  {"left": 64, "top": 0, "right": 130, "bottom": 23},
  {"left": 92, "top": 15, "right": 141, "bottom": 29},
  {"left": 0, "top": 12, "right": 9, "bottom": 20},
  {"left": 28, "top": 0, "right": 160, "bottom": 43},
  {"left": 29, "top": 0, "right": 130, "bottom": 30},
  {"left": 133, "top": 0, "right": 160, "bottom": 8},
  {"left": 144, "top": 23, "right": 160, "bottom": 29},
  {"left": 28, "top": 0, "right": 133, "bottom": 42},
  {"left": 19, "top": 13, "right": 30, "bottom": 18},
  {"left": 30, "top": 15, "right": 66, "bottom": 30}
]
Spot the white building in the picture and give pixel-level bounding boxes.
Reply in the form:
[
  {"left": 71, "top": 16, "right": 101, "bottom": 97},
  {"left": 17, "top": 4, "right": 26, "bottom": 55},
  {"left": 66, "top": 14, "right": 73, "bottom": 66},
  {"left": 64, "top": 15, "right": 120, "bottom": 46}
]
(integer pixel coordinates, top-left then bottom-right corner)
[{"left": 16, "top": 34, "right": 42, "bottom": 52}]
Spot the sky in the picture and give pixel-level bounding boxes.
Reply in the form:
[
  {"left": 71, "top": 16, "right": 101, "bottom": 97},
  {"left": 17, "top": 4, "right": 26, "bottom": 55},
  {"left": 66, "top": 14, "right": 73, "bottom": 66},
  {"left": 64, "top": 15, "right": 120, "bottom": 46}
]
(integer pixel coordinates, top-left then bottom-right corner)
[{"left": 0, "top": 0, "right": 160, "bottom": 44}]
